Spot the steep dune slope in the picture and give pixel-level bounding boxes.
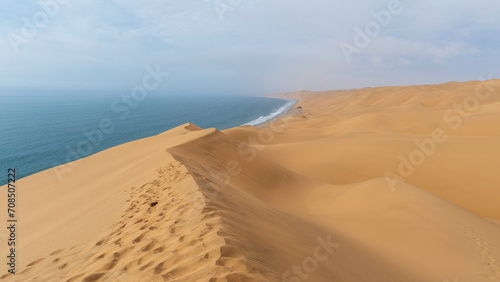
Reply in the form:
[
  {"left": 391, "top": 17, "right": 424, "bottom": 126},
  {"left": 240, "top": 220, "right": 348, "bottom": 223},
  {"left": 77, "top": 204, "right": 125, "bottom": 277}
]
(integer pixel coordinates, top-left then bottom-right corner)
[
  {"left": 168, "top": 123, "right": 500, "bottom": 281},
  {"left": 167, "top": 128, "right": 419, "bottom": 281}
]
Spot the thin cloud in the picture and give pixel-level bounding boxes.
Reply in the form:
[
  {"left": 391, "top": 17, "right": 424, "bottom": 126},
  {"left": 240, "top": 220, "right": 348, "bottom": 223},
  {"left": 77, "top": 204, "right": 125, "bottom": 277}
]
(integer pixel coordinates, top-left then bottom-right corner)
[{"left": 0, "top": 0, "right": 498, "bottom": 93}]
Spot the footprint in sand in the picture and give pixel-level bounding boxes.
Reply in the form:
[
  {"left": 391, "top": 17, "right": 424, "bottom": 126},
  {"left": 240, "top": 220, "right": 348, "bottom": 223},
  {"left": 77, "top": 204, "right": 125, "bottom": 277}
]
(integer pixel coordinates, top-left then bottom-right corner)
[
  {"left": 153, "top": 246, "right": 165, "bottom": 253},
  {"left": 26, "top": 258, "right": 44, "bottom": 267},
  {"left": 154, "top": 261, "right": 166, "bottom": 275},
  {"left": 94, "top": 253, "right": 106, "bottom": 261},
  {"left": 140, "top": 239, "right": 157, "bottom": 252},
  {"left": 82, "top": 272, "right": 106, "bottom": 282}
]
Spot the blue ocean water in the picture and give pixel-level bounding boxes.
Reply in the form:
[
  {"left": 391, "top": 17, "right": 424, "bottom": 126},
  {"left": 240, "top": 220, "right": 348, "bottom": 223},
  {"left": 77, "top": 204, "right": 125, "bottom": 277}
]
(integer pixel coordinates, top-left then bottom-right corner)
[{"left": 0, "top": 93, "right": 295, "bottom": 185}]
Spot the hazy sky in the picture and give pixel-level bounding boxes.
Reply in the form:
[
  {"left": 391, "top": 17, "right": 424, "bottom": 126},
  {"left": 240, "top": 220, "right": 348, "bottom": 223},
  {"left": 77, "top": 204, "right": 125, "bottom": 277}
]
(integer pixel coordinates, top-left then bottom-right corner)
[{"left": 1, "top": 0, "right": 499, "bottom": 95}]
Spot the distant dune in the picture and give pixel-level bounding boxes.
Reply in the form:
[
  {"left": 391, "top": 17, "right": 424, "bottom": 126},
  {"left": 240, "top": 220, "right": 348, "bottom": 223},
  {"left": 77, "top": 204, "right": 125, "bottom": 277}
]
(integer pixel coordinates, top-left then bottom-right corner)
[{"left": 2, "top": 79, "right": 500, "bottom": 281}]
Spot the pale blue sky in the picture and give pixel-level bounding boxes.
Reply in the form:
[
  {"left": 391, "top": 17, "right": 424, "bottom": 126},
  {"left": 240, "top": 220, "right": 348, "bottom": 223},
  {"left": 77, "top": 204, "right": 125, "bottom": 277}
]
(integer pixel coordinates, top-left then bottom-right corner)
[{"left": 1, "top": 0, "right": 499, "bottom": 95}]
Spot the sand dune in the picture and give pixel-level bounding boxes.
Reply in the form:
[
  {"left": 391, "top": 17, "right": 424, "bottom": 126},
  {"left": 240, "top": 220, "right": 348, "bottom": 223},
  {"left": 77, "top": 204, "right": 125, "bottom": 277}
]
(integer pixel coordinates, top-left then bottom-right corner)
[{"left": 2, "top": 79, "right": 500, "bottom": 281}]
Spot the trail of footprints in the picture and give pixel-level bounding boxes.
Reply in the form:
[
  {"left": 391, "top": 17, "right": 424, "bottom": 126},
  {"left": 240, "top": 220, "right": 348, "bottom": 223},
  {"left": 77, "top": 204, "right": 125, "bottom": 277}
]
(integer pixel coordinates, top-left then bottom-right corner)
[
  {"left": 2, "top": 161, "right": 228, "bottom": 281},
  {"left": 460, "top": 223, "right": 500, "bottom": 280}
]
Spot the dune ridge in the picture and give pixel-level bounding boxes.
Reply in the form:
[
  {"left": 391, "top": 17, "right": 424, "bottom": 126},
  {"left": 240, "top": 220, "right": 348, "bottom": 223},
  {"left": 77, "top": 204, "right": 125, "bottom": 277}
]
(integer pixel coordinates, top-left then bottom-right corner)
[{"left": 2, "top": 79, "right": 500, "bottom": 281}]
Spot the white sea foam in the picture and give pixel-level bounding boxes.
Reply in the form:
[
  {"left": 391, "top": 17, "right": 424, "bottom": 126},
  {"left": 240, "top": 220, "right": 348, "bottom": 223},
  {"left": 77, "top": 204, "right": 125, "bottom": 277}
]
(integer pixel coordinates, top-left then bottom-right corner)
[{"left": 242, "top": 99, "right": 297, "bottom": 126}]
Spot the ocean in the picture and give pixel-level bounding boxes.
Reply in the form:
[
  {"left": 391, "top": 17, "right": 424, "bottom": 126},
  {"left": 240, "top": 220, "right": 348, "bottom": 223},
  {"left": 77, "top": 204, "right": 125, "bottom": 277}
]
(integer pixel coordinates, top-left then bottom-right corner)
[{"left": 0, "top": 93, "right": 295, "bottom": 185}]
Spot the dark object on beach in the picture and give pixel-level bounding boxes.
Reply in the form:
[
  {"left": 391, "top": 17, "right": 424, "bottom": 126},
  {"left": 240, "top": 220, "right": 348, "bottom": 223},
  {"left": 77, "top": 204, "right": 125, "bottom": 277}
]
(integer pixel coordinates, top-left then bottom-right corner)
[
  {"left": 150, "top": 202, "right": 158, "bottom": 207},
  {"left": 297, "top": 106, "right": 302, "bottom": 109}
]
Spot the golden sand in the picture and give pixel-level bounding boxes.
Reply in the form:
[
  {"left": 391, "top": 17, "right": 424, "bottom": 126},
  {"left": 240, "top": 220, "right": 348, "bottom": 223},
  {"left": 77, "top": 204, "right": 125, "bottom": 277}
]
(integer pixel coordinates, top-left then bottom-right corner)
[{"left": 1, "top": 80, "right": 500, "bottom": 281}]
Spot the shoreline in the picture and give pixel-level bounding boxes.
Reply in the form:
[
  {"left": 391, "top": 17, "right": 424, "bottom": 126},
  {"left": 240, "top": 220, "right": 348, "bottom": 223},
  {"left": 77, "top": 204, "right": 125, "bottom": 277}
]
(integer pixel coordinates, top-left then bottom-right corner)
[
  {"left": 242, "top": 97, "right": 298, "bottom": 127},
  {"left": 252, "top": 98, "right": 301, "bottom": 128},
  {"left": 254, "top": 101, "right": 302, "bottom": 128}
]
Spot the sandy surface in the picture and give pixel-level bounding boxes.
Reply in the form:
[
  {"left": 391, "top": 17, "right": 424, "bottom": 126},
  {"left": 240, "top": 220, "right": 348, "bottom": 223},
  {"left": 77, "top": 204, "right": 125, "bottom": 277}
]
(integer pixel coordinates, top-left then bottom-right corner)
[{"left": 1, "top": 80, "right": 500, "bottom": 281}]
